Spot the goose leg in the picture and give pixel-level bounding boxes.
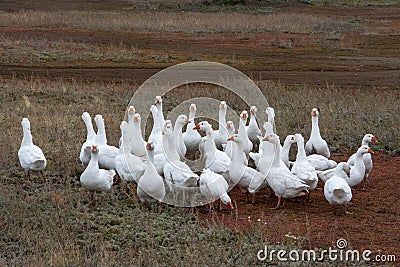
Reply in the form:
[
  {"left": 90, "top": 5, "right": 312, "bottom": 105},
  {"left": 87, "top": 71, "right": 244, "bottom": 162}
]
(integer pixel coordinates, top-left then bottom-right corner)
[
  {"left": 40, "top": 170, "right": 45, "bottom": 183},
  {"left": 142, "top": 201, "right": 148, "bottom": 212},
  {"left": 270, "top": 196, "right": 282, "bottom": 210},
  {"left": 251, "top": 194, "right": 255, "bottom": 205}
]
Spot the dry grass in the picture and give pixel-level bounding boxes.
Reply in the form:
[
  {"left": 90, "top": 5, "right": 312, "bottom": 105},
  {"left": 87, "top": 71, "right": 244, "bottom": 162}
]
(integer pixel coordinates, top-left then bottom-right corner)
[
  {"left": 0, "top": 9, "right": 360, "bottom": 34},
  {"left": 0, "top": 77, "right": 397, "bottom": 265}
]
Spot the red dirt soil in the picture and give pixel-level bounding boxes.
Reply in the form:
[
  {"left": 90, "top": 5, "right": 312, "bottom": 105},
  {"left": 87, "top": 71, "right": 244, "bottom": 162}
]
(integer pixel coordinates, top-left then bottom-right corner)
[{"left": 198, "top": 153, "right": 400, "bottom": 257}]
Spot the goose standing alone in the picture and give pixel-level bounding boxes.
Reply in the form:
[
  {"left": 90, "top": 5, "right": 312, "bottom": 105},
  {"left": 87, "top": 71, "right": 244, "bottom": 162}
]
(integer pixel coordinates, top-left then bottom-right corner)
[
  {"left": 137, "top": 142, "right": 166, "bottom": 211},
  {"left": 347, "top": 134, "right": 378, "bottom": 184},
  {"left": 80, "top": 145, "right": 115, "bottom": 205},
  {"left": 305, "top": 108, "right": 330, "bottom": 158},
  {"left": 80, "top": 112, "right": 96, "bottom": 166},
  {"left": 18, "top": 118, "right": 46, "bottom": 181},
  {"left": 324, "top": 162, "right": 352, "bottom": 214}
]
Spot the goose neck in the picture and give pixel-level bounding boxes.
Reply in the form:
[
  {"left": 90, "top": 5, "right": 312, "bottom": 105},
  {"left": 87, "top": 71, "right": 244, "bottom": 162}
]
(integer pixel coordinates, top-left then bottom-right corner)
[
  {"left": 21, "top": 130, "right": 33, "bottom": 146},
  {"left": 84, "top": 119, "right": 96, "bottom": 140}
]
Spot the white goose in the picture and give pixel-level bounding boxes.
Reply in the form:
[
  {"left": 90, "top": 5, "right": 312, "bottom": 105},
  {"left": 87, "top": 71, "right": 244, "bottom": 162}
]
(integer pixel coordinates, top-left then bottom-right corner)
[
  {"left": 213, "top": 101, "right": 229, "bottom": 149},
  {"left": 183, "top": 104, "right": 202, "bottom": 153},
  {"left": 18, "top": 118, "right": 46, "bottom": 180},
  {"left": 238, "top": 110, "right": 253, "bottom": 158},
  {"left": 94, "top": 115, "right": 119, "bottom": 170},
  {"left": 80, "top": 144, "right": 115, "bottom": 204},
  {"left": 347, "top": 145, "right": 374, "bottom": 188},
  {"left": 246, "top": 106, "right": 262, "bottom": 149},
  {"left": 228, "top": 134, "right": 267, "bottom": 204},
  {"left": 137, "top": 142, "right": 166, "bottom": 211},
  {"left": 324, "top": 162, "right": 352, "bottom": 214},
  {"left": 148, "top": 105, "right": 163, "bottom": 155},
  {"left": 155, "top": 96, "right": 165, "bottom": 130},
  {"left": 280, "top": 134, "right": 296, "bottom": 169},
  {"left": 79, "top": 112, "right": 96, "bottom": 166},
  {"left": 307, "top": 154, "right": 337, "bottom": 171},
  {"left": 291, "top": 133, "right": 318, "bottom": 192},
  {"left": 305, "top": 108, "right": 330, "bottom": 158},
  {"left": 115, "top": 121, "right": 146, "bottom": 183},
  {"left": 163, "top": 123, "right": 199, "bottom": 191},
  {"left": 199, "top": 168, "right": 234, "bottom": 210},
  {"left": 223, "top": 120, "right": 235, "bottom": 159},
  {"left": 174, "top": 114, "right": 189, "bottom": 159},
  {"left": 194, "top": 121, "right": 231, "bottom": 174},
  {"left": 130, "top": 113, "right": 148, "bottom": 159},
  {"left": 347, "top": 134, "right": 378, "bottom": 183},
  {"left": 119, "top": 105, "right": 135, "bottom": 147},
  {"left": 262, "top": 133, "right": 309, "bottom": 209},
  {"left": 253, "top": 122, "right": 275, "bottom": 172}
]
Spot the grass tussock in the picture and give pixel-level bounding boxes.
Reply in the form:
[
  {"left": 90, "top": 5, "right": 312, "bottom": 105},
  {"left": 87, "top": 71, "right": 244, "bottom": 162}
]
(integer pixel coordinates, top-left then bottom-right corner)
[
  {"left": 0, "top": 9, "right": 361, "bottom": 34},
  {"left": 0, "top": 77, "right": 398, "bottom": 265}
]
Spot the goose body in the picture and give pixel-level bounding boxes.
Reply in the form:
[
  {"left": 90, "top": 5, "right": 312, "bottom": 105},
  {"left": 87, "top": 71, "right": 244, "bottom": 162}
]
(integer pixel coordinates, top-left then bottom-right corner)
[
  {"left": 347, "top": 145, "right": 374, "bottom": 188},
  {"left": 228, "top": 134, "right": 267, "bottom": 197},
  {"left": 79, "top": 112, "right": 96, "bottom": 166},
  {"left": 94, "top": 115, "right": 119, "bottom": 170},
  {"left": 324, "top": 162, "right": 352, "bottom": 209},
  {"left": 148, "top": 105, "right": 163, "bottom": 155},
  {"left": 291, "top": 134, "right": 318, "bottom": 191},
  {"left": 183, "top": 104, "right": 202, "bottom": 153},
  {"left": 18, "top": 118, "right": 46, "bottom": 176},
  {"left": 115, "top": 121, "right": 146, "bottom": 183},
  {"left": 246, "top": 106, "right": 262, "bottom": 145},
  {"left": 199, "top": 168, "right": 234, "bottom": 210},
  {"left": 130, "top": 113, "right": 147, "bottom": 159},
  {"left": 262, "top": 134, "right": 309, "bottom": 208},
  {"left": 80, "top": 145, "right": 115, "bottom": 193},
  {"left": 347, "top": 134, "right": 377, "bottom": 182},
  {"left": 305, "top": 108, "right": 330, "bottom": 158},
  {"left": 195, "top": 121, "right": 231, "bottom": 174},
  {"left": 307, "top": 154, "right": 337, "bottom": 171},
  {"left": 213, "top": 101, "right": 229, "bottom": 149},
  {"left": 280, "top": 134, "right": 296, "bottom": 169},
  {"left": 174, "top": 114, "right": 189, "bottom": 159},
  {"left": 163, "top": 123, "right": 199, "bottom": 191},
  {"left": 137, "top": 142, "right": 166, "bottom": 207}
]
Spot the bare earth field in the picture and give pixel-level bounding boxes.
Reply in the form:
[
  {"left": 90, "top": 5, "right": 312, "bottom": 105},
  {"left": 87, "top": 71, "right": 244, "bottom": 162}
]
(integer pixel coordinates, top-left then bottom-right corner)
[{"left": 1, "top": 0, "right": 399, "bottom": 265}]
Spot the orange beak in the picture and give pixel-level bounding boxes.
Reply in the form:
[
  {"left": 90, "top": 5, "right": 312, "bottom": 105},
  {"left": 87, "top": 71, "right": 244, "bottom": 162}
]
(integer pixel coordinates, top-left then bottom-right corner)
[
  {"left": 371, "top": 136, "right": 378, "bottom": 143},
  {"left": 228, "top": 136, "right": 234, "bottom": 141},
  {"left": 311, "top": 110, "right": 317, "bottom": 116},
  {"left": 92, "top": 145, "right": 97, "bottom": 152},
  {"left": 250, "top": 109, "right": 255, "bottom": 115},
  {"left": 146, "top": 142, "right": 152, "bottom": 150},
  {"left": 129, "top": 107, "right": 134, "bottom": 114},
  {"left": 193, "top": 124, "right": 200, "bottom": 130},
  {"left": 242, "top": 114, "right": 247, "bottom": 120},
  {"left": 220, "top": 103, "right": 225, "bottom": 109},
  {"left": 185, "top": 119, "right": 190, "bottom": 123},
  {"left": 263, "top": 136, "right": 270, "bottom": 142},
  {"left": 227, "top": 202, "right": 234, "bottom": 210},
  {"left": 155, "top": 98, "right": 159, "bottom": 104},
  {"left": 226, "top": 124, "right": 231, "bottom": 129},
  {"left": 368, "top": 148, "right": 375, "bottom": 154},
  {"left": 134, "top": 116, "right": 139, "bottom": 122}
]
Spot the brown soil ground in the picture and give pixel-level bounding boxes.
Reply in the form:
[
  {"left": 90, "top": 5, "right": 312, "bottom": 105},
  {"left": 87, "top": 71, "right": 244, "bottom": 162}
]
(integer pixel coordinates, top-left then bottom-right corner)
[
  {"left": 198, "top": 153, "right": 400, "bottom": 257},
  {"left": 1, "top": 0, "right": 399, "bottom": 261}
]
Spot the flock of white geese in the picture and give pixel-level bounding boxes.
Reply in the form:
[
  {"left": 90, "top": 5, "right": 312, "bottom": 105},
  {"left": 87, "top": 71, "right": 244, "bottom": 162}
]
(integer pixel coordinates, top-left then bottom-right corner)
[{"left": 18, "top": 96, "right": 377, "bottom": 213}]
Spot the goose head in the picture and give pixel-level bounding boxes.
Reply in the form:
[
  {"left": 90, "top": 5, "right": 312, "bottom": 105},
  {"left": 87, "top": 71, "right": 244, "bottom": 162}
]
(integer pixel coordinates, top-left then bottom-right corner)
[
  {"left": 193, "top": 121, "right": 212, "bottom": 131},
  {"left": 311, "top": 108, "right": 319, "bottom": 117},
  {"left": 175, "top": 114, "right": 190, "bottom": 126},
  {"left": 219, "top": 101, "right": 227, "bottom": 110},
  {"left": 250, "top": 106, "right": 257, "bottom": 116},
  {"left": 228, "top": 133, "right": 243, "bottom": 144},
  {"left": 190, "top": 103, "right": 197, "bottom": 112},
  {"left": 294, "top": 133, "right": 305, "bottom": 144},
  {"left": 262, "top": 133, "right": 280, "bottom": 145},
  {"left": 94, "top": 114, "right": 104, "bottom": 127},
  {"left": 364, "top": 134, "right": 378, "bottom": 143},
  {"left": 21, "top": 117, "right": 31, "bottom": 131},
  {"left": 128, "top": 105, "right": 135, "bottom": 115},
  {"left": 91, "top": 144, "right": 99, "bottom": 154},
  {"left": 82, "top": 112, "right": 91, "bottom": 122},
  {"left": 155, "top": 96, "right": 162, "bottom": 105},
  {"left": 133, "top": 113, "right": 141, "bottom": 123},
  {"left": 283, "top": 134, "right": 296, "bottom": 146},
  {"left": 357, "top": 145, "right": 374, "bottom": 156},
  {"left": 265, "top": 107, "right": 275, "bottom": 123},
  {"left": 162, "top": 120, "right": 173, "bottom": 135},
  {"left": 240, "top": 110, "right": 248, "bottom": 123},
  {"left": 226, "top": 121, "right": 235, "bottom": 135}
]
